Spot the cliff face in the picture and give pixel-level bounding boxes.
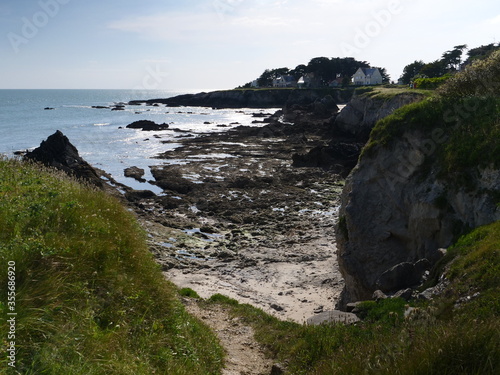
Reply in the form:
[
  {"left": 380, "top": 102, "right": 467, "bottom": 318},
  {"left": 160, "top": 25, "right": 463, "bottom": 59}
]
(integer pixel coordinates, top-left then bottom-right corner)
[
  {"left": 292, "top": 91, "right": 425, "bottom": 176},
  {"left": 336, "top": 117, "right": 500, "bottom": 306},
  {"left": 334, "top": 92, "right": 425, "bottom": 138}
]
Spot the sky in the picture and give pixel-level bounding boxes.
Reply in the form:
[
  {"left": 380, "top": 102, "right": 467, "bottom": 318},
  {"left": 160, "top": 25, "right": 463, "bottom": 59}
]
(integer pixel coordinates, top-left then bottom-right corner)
[{"left": 0, "top": 0, "right": 499, "bottom": 90}]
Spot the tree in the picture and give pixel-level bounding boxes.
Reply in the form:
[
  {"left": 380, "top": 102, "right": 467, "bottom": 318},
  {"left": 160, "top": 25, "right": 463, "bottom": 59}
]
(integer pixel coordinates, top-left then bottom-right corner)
[
  {"left": 466, "top": 43, "right": 500, "bottom": 64},
  {"left": 442, "top": 44, "right": 467, "bottom": 71},
  {"left": 400, "top": 60, "right": 425, "bottom": 84},
  {"left": 257, "top": 67, "right": 290, "bottom": 87},
  {"left": 289, "top": 64, "right": 307, "bottom": 80},
  {"left": 306, "top": 57, "right": 333, "bottom": 85},
  {"left": 419, "top": 60, "right": 447, "bottom": 78}
]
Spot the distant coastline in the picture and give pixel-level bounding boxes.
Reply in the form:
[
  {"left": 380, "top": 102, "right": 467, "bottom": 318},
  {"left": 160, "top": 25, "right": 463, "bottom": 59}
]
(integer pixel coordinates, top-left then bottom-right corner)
[{"left": 129, "top": 87, "right": 360, "bottom": 108}]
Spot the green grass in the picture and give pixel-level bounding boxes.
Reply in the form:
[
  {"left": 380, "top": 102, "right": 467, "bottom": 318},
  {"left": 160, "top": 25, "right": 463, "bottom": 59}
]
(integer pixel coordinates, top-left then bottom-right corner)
[
  {"left": 363, "top": 95, "right": 500, "bottom": 184},
  {"left": 0, "top": 158, "right": 224, "bottom": 374},
  {"left": 361, "top": 86, "right": 431, "bottom": 100},
  {"left": 203, "top": 221, "right": 500, "bottom": 374},
  {"left": 362, "top": 52, "right": 500, "bottom": 187}
]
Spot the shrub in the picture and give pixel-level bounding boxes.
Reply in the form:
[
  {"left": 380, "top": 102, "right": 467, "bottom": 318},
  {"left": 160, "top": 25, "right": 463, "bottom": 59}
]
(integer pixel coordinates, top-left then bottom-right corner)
[
  {"left": 414, "top": 75, "right": 451, "bottom": 89},
  {"left": 438, "top": 50, "right": 500, "bottom": 98}
]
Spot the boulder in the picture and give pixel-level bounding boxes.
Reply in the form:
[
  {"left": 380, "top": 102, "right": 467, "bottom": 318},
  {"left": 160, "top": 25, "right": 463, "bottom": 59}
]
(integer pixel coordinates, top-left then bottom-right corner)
[
  {"left": 150, "top": 167, "right": 195, "bottom": 194},
  {"left": 307, "top": 310, "right": 360, "bottom": 325},
  {"left": 375, "top": 259, "right": 431, "bottom": 293},
  {"left": 124, "top": 166, "right": 146, "bottom": 182},
  {"left": 126, "top": 120, "right": 169, "bottom": 131},
  {"left": 292, "top": 142, "right": 364, "bottom": 176},
  {"left": 25, "top": 130, "right": 103, "bottom": 187}
]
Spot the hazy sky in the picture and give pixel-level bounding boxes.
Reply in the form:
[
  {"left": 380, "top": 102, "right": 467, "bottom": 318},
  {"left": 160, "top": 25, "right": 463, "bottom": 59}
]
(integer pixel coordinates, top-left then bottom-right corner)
[{"left": 1, "top": 0, "right": 499, "bottom": 90}]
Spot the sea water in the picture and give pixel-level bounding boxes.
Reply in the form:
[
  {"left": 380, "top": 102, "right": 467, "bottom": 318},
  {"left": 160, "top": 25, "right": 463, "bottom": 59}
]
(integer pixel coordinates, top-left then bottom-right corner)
[{"left": 0, "top": 89, "right": 275, "bottom": 191}]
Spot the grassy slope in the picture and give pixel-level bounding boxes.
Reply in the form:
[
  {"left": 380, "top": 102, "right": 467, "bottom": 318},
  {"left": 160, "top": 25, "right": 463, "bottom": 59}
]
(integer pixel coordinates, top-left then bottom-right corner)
[
  {"left": 0, "top": 158, "right": 223, "bottom": 374},
  {"left": 204, "top": 221, "right": 499, "bottom": 374}
]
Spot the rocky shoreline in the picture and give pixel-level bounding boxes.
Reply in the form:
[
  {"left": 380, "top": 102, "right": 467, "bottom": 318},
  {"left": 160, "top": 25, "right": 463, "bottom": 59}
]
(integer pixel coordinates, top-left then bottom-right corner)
[
  {"left": 124, "top": 99, "right": 351, "bottom": 322},
  {"left": 25, "top": 88, "right": 431, "bottom": 323}
]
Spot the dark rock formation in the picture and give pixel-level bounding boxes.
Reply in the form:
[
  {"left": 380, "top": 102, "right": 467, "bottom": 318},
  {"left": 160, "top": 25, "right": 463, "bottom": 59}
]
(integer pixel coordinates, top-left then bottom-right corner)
[
  {"left": 25, "top": 130, "right": 103, "bottom": 188},
  {"left": 375, "top": 259, "right": 431, "bottom": 293},
  {"left": 124, "top": 166, "right": 146, "bottom": 182},
  {"left": 292, "top": 92, "right": 425, "bottom": 176},
  {"left": 126, "top": 120, "right": 169, "bottom": 131},
  {"left": 150, "top": 166, "right": 195, "bottom": 194},
  {"left": 125, "top": 189, "right": 156, "bottom": 202},
  {"left": 128, "top": 88, "right": 355, "bottom": 109},
  {"left": 336, "top": 129, "right": 500, "bottom": 307},
  {"left": 293, "top": 142, "right": 364, "bottom": 176}
]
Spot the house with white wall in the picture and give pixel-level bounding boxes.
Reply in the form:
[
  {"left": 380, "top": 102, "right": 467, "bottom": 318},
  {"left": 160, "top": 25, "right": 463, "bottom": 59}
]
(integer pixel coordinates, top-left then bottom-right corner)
[
  {"left": 273, "top": 75, "right": 297, "bottom": 88},
  {"left": 352, "top": 68, "right": 383, "bottom": 85}
]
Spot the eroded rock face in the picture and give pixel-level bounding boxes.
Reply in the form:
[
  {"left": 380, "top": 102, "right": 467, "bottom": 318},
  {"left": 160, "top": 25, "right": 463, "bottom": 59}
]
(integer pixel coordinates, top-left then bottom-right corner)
[
  {"left": 336, "top": 130, "right": 500, "bottom": 307},
  {"left": 335, "top": 93, "right": 424, "bottom": 138},
  {"left": 292, "top": 92, "right": 424, "bottom": 176},
  {"left": 25, "top": 130, "right": 103, "bottom": 188}
]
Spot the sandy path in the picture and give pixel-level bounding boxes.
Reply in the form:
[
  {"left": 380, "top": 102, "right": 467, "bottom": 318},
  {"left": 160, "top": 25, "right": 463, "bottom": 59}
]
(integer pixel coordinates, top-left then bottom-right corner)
[{"left": 183, "top": 299, "right": 273, "bottom": 375}]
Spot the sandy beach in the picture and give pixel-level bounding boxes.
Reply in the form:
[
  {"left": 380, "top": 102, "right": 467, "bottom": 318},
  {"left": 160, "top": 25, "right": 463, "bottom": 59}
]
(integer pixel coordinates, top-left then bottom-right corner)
[{"left": 127, "top": 113, "right": 347, "bottom": 323}]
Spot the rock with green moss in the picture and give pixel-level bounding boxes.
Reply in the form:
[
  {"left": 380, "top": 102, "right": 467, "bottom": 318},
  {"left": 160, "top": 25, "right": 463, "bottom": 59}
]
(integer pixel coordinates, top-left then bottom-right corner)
[{"left": 336, "top": 54, "right": 500, "bottom": 307}]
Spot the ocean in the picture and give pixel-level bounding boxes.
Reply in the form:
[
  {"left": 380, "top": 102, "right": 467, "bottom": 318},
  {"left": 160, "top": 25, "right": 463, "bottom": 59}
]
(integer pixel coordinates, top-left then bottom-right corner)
[{"left": 0, "top": 89, "right": 275, "bottom": 191}]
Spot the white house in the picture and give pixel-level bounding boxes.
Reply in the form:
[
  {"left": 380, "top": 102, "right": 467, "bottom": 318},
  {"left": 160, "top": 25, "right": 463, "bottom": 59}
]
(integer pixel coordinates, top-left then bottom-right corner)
[
  {"left": 352, "top": 68, "right": 383, "bottom": 85},
  {"left": 273, "top": 75, "right": 297, "bottom": 88},
  {"left": 297, "top": 73, "right": 321, "bottom": 88}
]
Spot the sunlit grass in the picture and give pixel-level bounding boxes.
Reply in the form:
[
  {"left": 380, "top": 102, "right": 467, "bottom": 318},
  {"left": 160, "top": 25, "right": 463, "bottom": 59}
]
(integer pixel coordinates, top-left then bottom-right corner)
[{"left": 0, "top": 158, "right": 223, "bottom": 374}]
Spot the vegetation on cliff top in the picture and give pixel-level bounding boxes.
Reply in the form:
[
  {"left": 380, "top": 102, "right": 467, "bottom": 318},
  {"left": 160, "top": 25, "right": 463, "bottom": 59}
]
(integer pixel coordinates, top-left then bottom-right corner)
[
  {"left": 0, "top": 158, "right": 223, "bottom": 374},
  {"left": 365, "top": 50, "right": 500, "bottom": 180}
]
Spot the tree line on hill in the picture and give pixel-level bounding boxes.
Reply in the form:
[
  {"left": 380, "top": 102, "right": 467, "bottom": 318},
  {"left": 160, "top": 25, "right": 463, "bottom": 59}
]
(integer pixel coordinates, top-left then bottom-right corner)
[
  {"left": 400, "top": 43, "right": 500, "bottom": 84},
  {"left": 241, "top": 57, "right": 390, "bottom": 88},
  {"left": 241, "top": 42, "right": 499, "bottom": 89}
]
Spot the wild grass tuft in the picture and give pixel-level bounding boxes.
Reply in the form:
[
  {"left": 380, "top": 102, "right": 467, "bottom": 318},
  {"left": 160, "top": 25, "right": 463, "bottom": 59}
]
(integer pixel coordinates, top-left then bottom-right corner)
[{"left": 0, "top": 158, "right": 223, "bottom": 374}]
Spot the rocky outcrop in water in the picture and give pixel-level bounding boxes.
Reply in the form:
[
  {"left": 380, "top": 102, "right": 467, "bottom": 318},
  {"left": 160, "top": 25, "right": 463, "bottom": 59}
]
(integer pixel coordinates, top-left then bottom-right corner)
[
  {"left": 126, "top": 120, "right": 169, "bottom": 131},
  {"left": 25, "top": 130, "right": 103, "bottom": 188}
]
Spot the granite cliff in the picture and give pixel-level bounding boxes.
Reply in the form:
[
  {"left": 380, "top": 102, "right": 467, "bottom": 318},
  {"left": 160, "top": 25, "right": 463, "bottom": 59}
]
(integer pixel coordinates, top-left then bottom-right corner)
[
  {"left": 336, "top": 93, "right": 500, "bottom": 307},
  {"left": 293, "top": 90, "right": 425, "bottom": 176},
  {"left": 334, "top": 91, "right": 425, "bottom": 138}
]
